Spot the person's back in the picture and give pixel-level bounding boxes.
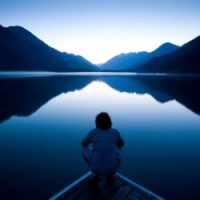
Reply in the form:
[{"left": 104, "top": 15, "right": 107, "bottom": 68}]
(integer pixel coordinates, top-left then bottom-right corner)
[{"left": 81, "top": 112, "right": 124, "bottom": 181}]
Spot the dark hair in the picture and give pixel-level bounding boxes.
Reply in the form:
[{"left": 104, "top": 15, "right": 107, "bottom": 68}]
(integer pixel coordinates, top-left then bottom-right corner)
[{"left": 95, "top": 112, "right": 112, "bottom": 130}]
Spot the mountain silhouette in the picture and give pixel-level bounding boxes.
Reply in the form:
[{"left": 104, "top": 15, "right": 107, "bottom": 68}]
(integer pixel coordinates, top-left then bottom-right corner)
[
  {"left": 134, "top": 35, "right": 200, "bottom": 74},
  {"left": 0, "top": 25, "right": 98, "bottom": 72},
  {"left": 149, "top": 42, "right": 180, "bottom": 58},
  {"left": 100, "top": 51, "right": 148, "bottom": 71},
  {"left": 1, "top": 75, "right": 200, "bottom": 123},
  {"left": 100, "top": 43, "right": 179, "bottom": 71}
]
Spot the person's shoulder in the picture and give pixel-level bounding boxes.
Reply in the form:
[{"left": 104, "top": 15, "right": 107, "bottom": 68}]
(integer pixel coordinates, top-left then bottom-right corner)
[
  {"left": 88, "top": 128, "right": 99, "bottom": 134},
  {"left": 109, "top": 128, "right": 120, "bottom": 134}
]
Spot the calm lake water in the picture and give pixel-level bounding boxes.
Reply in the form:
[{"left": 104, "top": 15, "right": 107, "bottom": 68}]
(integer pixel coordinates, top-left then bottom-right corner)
[{"left": 0, "top": 73, "right": 200, "bottom": 200}]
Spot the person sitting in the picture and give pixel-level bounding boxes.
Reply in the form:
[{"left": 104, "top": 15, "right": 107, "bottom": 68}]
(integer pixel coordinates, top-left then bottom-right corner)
[{"left": 81, "top": 112, "right": 125, "bottom": 183}]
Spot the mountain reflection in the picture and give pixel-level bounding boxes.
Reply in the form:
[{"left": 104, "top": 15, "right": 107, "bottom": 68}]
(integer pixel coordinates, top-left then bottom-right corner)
[
  {"left": 0, "top": 75, "right": 94, "bottom": 123},
  {"left": 135, "top": 75, "right": 200, "bottom": 116},
  {"left": 0, "top": 75, "right": 200, "bottom": 123}
]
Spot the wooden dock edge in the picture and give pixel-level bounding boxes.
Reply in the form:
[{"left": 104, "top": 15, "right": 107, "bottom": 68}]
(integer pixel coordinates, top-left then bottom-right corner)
[{"left": 49, "top": 171, "right": 164, "bottom": 200}]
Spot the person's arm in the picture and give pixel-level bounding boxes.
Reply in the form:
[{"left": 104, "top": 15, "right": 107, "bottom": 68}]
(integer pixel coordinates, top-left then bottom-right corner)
[
  {"left": 117, "top": 132, "right": 125, "bottom": 147},
  {"left": 81, "top": 131, "right": 92, "bottom": 147}
]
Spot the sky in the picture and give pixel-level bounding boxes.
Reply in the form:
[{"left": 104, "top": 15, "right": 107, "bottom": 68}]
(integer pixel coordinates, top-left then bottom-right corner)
[{"left": 1, "top": 0, "right": 200, "bottom": 64}]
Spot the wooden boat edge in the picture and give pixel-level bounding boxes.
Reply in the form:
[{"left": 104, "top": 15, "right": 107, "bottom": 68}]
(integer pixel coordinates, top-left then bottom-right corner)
[
  {"left": 49, "top": 171, "right": 164, "bottom": 200},
  {"left": 49, "top": 172, "right": 91, "bottom": 200},
  {"left": 116, "top": 173, "right": 164, "bottom": 200}
]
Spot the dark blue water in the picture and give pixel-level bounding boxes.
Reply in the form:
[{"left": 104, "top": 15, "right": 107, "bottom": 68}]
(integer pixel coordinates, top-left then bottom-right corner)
[{"left": 0, "top": 74, "right": 200, "bottom": 200}]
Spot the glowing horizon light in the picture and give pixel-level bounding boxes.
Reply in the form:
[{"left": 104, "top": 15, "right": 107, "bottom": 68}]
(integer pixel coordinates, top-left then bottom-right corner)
[{"left": 1, "top": 0, "right": 200, "bottom": 64}]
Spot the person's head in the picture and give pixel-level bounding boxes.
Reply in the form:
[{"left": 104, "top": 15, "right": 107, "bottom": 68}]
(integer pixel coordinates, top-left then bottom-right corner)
[{"left": 95, "top": 112, "right": 112, "bottom": 130}]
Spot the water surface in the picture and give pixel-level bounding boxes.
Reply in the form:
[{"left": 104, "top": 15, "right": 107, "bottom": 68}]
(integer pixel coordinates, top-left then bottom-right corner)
[{"left": 0, "top": 74, "right": 200, "bottom": 200}]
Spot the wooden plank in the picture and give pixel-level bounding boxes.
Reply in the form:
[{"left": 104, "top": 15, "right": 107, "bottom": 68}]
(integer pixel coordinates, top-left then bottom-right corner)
[
  {"left": 111, "top": 184, "right": 132, "bottom": 200},
  {"left": 49, "top": 172, "right": 91, "bottom": 200},
  {"left": 116, "top": 173, "right": 164, "bottom": 200},
  {"left": 95, "top": 179, "right": 123, "bottom": 200},
  {"left": 78, "top": 179, "right": 108, "bottom": 200},
  {"left": 141, "top": 195, "right": 157, "bottom": 200},
  {"left": 125, "top": 189, "right": 143, "bottom": 200},
  {"left": 79, "top": 179, "right": 123, "bottom": 200},
  {"left": 63, "top": 180, "right": 92, "bottom": 200}
]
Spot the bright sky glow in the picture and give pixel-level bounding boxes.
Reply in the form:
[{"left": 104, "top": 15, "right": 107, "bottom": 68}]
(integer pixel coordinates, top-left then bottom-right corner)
[{"left": 1, "top": 0, "right": 200, "bottom": 64}]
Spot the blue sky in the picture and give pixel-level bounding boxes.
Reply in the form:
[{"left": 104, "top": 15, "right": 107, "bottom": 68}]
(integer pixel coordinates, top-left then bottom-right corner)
[{"left": 1, "top": 0, "right": 200, "bottom": 64}]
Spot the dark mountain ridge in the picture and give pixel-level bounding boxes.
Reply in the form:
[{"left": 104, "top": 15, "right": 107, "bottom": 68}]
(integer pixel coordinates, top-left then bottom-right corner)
[
  {"left": 0, "top": 25, "right": 98, "bottom": 72},
  {"left": 1, "top": 24, "right": 199, "bottom": 74},
  {"left": 134, "top": 35, "right": 200, "bottom": 74},
  {"left": 150, "top": 42, "right": 179, "bottom": 57},
  {"left": 100, "top": 51, "right": 149, "bottom": 71},
  {"left": 100, "top": 42, "right": 179, "bottom": 71}
]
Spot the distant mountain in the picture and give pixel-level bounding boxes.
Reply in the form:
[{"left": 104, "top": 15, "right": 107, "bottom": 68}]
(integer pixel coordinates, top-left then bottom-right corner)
[
  {"left": 149, "top": 42, "right": 180, "bottom": 57},
  {"left": 100, "top": 51, "right": 149, "bottom": 71},
  {"left": 0, "top": 25, "right": 98, "bottom": 72},
  {"left": 100, "top": 43, "right": 179, "bottom": 71},
  {"left": 134, "top": 35, "right": 200, "bottom": 74}
]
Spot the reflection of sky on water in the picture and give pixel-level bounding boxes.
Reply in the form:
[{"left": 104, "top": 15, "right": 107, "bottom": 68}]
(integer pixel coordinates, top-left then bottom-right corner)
[
  {"left": 1, "top": 80, "right": 200, "bottom": 200},
  {"left": 34, "top": 80, "right": 200, "bottom": 131}
]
